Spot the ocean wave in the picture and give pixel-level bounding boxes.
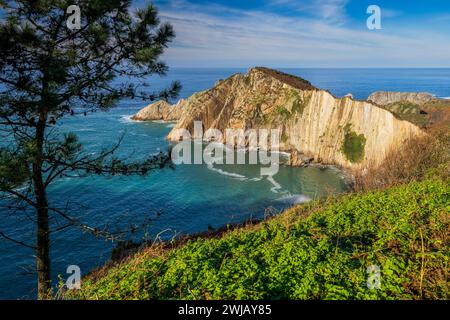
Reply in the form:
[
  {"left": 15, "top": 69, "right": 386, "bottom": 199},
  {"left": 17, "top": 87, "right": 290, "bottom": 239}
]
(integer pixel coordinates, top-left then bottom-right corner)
[
  {"left": 276, "top": 194, "right": 312, "bottom": 205},
  {"left": 119, "top": 115, "right": 135, "bottom": 124},
  {"left": 206, "top": 163, "right": 288, "bottom": 195},
  {"left": 267, "top": 175, "right": 282, "bottom": 194},
  {"left": 206, "top": 164, "right": 248, "bottom": 181},
  {"left": 128, "top": 132, "right": 149, "bottom": 137},
  {"left": 206, "top": 163, "right": 286, "bottom": 194},
  {"left": 152, "top": 120, "right": 178, "bottom": 124},
  {"left": 77, "top": 128, "right": 96, "bottom": 132}
]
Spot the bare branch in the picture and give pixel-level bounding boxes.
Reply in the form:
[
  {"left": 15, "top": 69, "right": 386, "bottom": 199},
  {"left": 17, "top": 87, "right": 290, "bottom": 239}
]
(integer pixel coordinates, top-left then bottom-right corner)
[{"left": 0, "top": 231, "right": 36, "bottom": 249}]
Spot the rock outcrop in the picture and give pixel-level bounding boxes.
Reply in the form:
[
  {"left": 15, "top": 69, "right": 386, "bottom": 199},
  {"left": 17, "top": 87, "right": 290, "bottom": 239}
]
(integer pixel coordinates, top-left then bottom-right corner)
[
  {"left": 131, "top": 99, "right": 187, "bottom": 121},
  {"left": 167, "top": 67, "right": 424, "bottom": 170},
  {"left": 368, "top": 91, "right": 436, "bottom": 106}
]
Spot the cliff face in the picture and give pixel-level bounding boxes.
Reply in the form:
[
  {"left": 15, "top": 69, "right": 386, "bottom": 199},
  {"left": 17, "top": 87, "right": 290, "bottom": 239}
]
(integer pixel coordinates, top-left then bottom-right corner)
[
  {"left": 368, "top": 91, "right": 436, "bottom": 106},
  {"left": 131, "top": 99, "right": 187, "bottom": 121},
  {"left": 167, "top": 68, "right": 424, "bottom": 170}
]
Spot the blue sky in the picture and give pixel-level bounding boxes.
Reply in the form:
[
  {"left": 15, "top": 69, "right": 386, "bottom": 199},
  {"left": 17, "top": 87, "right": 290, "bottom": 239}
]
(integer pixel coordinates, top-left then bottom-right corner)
[{"left": 139, "top": 0, "right": 450, "bottom": 67}]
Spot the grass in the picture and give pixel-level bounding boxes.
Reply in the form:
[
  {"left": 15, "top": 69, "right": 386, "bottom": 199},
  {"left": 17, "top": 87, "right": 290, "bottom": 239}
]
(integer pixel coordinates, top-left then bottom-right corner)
[
  {"left": 66, "top": 179, "right": 449, "bottom": 300},
  {"left": 382, "top": 101, "right": 428, "bottom": 127},
  {"left": 341, "top": 125, "right": 366, "bottom": 163},
  {"left": 275, "top": 105, "right": 291, "bottom": 119},
  {"left": 254, "top": 67, "right": 317, "bottom": 91},
  {"left": 424, "top": 99, "right": 450, "bottom": 109},
  {"left": 380, "top": 99, "right": 450, "bottom": 129}
]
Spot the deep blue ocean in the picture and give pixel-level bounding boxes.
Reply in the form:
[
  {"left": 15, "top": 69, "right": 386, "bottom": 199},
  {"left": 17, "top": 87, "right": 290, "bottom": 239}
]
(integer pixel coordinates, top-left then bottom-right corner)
[{"left": 1, "top": 68, "right": 450, "bottom": 299}]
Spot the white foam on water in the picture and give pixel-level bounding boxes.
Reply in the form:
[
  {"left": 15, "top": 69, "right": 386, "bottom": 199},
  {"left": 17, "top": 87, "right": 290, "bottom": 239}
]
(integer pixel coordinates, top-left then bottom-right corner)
[
  {"left": 276, "top": 194, "right": 312, "bottom": 205},
  {"left": 267, "top": 175, "right": 282, "bottom": 194},
  {"left": 58, "top": 174, "right": 81, "bottom": 182},
  {"left": 77, "top": 128, "right": 96, "bottom": 132},
  {"left": 195, "top": 146, "right": 289, "bottom": 194},
  {"left": 128, "top": 132, "right": 149, "bottom": 137},
  {"left": 206, "top": 164, "right": 247, "bottom": 181},
  {"left": 151, "top": 120, "right": 178, "bottom": 124},
  {"left": 440, "top": 97, "right": 450, "bottom": 100},
  {"left": 119, "top": 115, "right": 135, "bottom": 123},
  {"left": 206, "top": 164, "right": 285, "bottom": 194}
]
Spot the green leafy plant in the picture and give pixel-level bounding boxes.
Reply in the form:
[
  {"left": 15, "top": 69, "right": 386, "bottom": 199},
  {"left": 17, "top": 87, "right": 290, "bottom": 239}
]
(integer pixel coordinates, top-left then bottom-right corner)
[
  {"left": 342, "top": 125, "right": 366, "bottom": 163},
  {"left": 65, "top": 179, "right": 450, "bottom": 300}
]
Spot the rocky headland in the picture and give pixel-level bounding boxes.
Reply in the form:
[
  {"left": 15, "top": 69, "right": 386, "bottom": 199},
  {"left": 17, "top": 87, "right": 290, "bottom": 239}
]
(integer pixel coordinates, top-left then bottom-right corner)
[
  {"left": 367, "top": 91, "right": 450, "bottom": 131},
  {"left": 368, "top": 91, "right": 437, "bottom": 106},
  {"left": 161, "top": 67, "right": 423, "bottom": 170},
  {"left": 131, "top": 99, "right": 187, "bottom": 121}
]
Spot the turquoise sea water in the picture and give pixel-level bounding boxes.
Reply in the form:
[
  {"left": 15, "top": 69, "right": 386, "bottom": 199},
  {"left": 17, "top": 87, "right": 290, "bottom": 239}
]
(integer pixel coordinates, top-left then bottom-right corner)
[{"left": 1, "top": 68, "right": 450, "bottom": 299}]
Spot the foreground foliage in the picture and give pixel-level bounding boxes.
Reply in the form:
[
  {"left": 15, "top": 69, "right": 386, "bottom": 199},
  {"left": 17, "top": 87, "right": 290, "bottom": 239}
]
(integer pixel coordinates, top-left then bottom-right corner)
[{"left": 68, "top": 180, "right": 449, "bottom": 300}]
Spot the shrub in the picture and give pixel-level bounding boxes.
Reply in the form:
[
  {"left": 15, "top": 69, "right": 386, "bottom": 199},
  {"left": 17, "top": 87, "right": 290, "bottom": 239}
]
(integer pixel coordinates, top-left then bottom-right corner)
[
  {"left": 355, "top": 130, "right": 450, "bottom": 191},
  {"left": 341, "top": 125, "right": 366, "bottom": 163}
]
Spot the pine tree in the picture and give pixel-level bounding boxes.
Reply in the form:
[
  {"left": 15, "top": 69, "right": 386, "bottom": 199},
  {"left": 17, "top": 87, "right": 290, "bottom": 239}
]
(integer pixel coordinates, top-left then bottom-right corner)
[{"left": 0, "top": 0, "right": 180, "bottom": 299}]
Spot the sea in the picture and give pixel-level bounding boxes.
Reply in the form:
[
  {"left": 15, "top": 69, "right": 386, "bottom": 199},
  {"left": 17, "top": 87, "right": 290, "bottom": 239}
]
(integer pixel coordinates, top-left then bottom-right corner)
[{"left": 1, "top": 68, "right": 450, "bottom": 299}]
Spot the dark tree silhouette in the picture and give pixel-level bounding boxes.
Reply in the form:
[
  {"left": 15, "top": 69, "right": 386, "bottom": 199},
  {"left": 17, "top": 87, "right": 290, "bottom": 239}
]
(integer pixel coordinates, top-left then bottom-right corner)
[{"left": 0, "top": 0, "right": 180, "bottom": 299}]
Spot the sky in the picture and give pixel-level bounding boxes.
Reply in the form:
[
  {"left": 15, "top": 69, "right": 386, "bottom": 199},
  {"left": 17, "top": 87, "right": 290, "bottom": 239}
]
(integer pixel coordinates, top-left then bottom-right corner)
[{"left": 132, "top": 0, "right": 450, "bottom": 68}]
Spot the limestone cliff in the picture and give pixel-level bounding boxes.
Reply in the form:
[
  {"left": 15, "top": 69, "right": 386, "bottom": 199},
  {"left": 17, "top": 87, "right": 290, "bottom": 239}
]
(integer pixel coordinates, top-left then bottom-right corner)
[
  {"left": 368, "top": 91, "right": 436, "bottom": 106},
  {"left": 167, "top": 67, "right": 424, "bottom": 170},
  {"left": 131, "top": 99, "right": 187, "bottom": 121}
]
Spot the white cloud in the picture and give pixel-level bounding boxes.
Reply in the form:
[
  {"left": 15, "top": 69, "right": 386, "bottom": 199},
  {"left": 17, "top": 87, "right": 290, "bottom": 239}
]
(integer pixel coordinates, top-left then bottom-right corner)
[
  {"left": 153, "top": 0, "right": 450, "bottom": 67},
  {"left": 267, "top": 0, "right": 349, "bottom": 23}
]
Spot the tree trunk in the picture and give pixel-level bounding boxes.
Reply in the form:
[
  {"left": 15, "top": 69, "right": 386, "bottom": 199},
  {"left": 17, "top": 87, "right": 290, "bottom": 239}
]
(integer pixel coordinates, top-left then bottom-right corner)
[
  {"left": 36, "top": 192, "right": 50, "bottom": 299},
  {"left": 34, "top": 118, "right": 50, "bottom": 300}
]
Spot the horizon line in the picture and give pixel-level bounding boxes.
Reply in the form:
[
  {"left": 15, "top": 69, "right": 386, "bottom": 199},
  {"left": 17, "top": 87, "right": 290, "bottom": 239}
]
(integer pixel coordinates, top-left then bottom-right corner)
[{"left": 166, "top": 66, "right": 450, "bottom": 69}]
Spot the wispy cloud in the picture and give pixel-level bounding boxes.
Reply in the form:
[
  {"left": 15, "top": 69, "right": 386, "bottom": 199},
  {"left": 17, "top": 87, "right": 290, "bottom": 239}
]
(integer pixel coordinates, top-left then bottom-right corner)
[
  {"left": 150, "top": 0, "right": 450, "bottom": 67},
  {"left": 267, "top": 0, "right": 349, "bottom": 23}
]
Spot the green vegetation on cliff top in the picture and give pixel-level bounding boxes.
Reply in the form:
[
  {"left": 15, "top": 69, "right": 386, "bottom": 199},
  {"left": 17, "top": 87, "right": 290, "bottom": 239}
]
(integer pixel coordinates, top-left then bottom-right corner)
[
  {"left": 68, "top": 179, "right": 449, "bottom": 300},
  {"left": 383, "top": 101, "right": 428, "bottom": 127}
]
